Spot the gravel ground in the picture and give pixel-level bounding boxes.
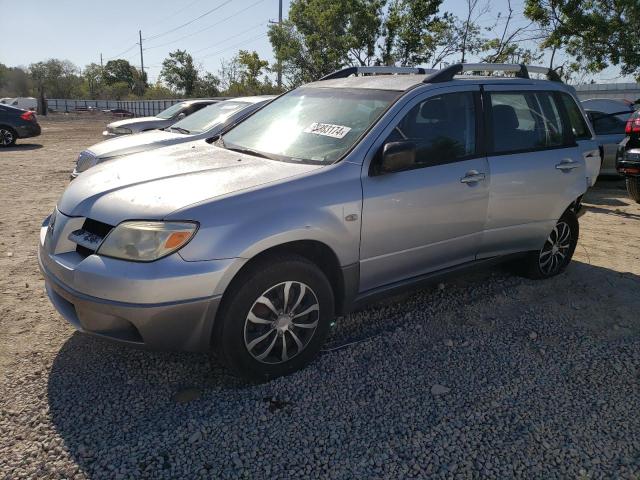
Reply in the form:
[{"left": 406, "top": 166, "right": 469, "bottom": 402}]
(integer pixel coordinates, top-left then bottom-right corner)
[{"left": 1, "top": 115, "right": 640, "bottom": 479}]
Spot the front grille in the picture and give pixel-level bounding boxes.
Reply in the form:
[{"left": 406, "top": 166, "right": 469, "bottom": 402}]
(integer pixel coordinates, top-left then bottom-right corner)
[{"left": 72, "top": 218, "right": 115, "bottom": 258}]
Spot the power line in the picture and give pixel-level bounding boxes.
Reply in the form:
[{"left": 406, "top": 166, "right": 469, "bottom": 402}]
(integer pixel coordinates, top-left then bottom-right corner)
[
  {"left": 104, "top": 43, "right": 138, "bottom": 61},
  {"left": 151, "top": 0, "right": 204, "bottom": 27},
  {"left": 144, "top": 0, "right": 235, "bottom": 41},
  {"left": 144, "top": 0, "right": 268, "bottom": 50},
  {"left": 197, "top": 31, "right": 269, "bottom": 60},
  {"left": 191, "top": 22, "right": 268, "bottom": 54}
]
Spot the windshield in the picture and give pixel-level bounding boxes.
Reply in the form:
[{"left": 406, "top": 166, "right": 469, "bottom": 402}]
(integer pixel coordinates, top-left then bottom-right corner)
[
  {"left": 170, "top": 101, "right": 250, "bottom": 134},
  {"left": 221, "top": 87, "right": 400, "bottom": 163},
  {"left": 157, "top": 102, "right": 187, "bottom": 119}
]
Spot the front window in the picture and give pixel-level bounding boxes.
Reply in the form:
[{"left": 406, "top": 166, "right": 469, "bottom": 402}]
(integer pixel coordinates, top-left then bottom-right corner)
[
  {"left": 221, "top": 87, "right": 401, "bottom": 164},
  {"left": 169, "top": 101, "right": 250, "bottom": 134},
  {"left": 156, "top": 102, "right": 187, "bottom": 119}
]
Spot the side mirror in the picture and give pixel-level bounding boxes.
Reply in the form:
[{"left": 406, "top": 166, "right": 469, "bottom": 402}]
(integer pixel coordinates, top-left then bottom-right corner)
[
  {"left": 380, "top": 141, "right": 416, "bottom": 173},
  {"left": 176, "top": 112, "right": 186, "bottom": 120}
]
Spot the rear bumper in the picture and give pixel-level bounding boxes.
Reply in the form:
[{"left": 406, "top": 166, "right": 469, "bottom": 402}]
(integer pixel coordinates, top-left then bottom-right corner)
[
  {"left": 617, "top": 149, "right": 640, "bottom": 176},
  {"left": 15, "top": 122, "right": 41, "bottom": 139}
]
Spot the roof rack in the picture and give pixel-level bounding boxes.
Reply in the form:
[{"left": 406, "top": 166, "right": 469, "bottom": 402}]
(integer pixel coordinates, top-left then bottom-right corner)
[
  {"left": 320, "top": 66, "right": 435, "bottom": 81},
  {"left": 423, "top": 63, "right": 563, "bottom": 84}
]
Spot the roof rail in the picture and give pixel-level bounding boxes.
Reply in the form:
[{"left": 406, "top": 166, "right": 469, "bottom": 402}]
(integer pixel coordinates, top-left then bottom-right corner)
[
  {"left": 320, "top": 66, "right": 434, "bottom": 81},
  {"left": 423, "top": 63, "right": 562, "bottom": 84}
]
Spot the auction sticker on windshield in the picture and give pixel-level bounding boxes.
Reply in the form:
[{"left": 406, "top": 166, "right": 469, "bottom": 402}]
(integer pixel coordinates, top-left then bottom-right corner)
[{"left": 304, "top": 123, "right": 352, "bottom": 139}]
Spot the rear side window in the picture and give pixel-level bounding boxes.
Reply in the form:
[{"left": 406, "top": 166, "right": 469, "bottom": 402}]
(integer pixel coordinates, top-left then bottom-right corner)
[
  {"left": 589, "top": 111, "right": 630, "bottom": 135},
  {"left": 384, "top": 91, "right": 476, "bottom": 166},
  {"left": 489, "top": 92, "right": 566, "bottom": 154},
  {"left": 559, "top": 93, "right": 591, "bottom": 140}
]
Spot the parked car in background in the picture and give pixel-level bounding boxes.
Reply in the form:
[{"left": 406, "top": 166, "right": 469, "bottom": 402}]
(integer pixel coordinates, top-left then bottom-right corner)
[
  {"left": 102, "top": 99, "right": 219, "bottom": 137},
  {"left": 0, "top": 104, "right": 41, "bottom": 146},
  {"left": 72, "top": 96, "right": 274, "bottom": 177},
  {"left": 0, "top": 97, "right": 37, "bottom": 111},
  {"left": 40, "top": 64, "right": 597, "bottom": 380},
  {"left": 616, "top": 110, "right": 640, "bottom": 202},
  {"left": 582, "top": 98, "right": 636, "bottom": 175}
]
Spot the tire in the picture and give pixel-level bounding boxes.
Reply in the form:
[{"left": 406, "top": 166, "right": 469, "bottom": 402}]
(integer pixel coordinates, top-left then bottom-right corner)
[
  {"left": 518, "top": 210, "right": 579, "bottom": 280},
  {"left": 626, "top": 177, "right": 640, "bottom": 203},
  {"left": 0, "top": 126, "right": 16, "bottom": 147},
  {"left": 213, "top": 255, "right": 334, "bottom": 381}
]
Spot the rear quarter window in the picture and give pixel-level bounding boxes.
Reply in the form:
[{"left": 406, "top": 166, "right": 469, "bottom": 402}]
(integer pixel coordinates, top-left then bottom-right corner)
[{"left": 559, "top": 93, "right": 591, "bottom": 140}]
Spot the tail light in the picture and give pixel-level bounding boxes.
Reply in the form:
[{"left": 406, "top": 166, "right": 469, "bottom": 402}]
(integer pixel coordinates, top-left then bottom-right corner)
[
  {"left": 626, "top": 116, "right": 640, "bottom": 134},
  {"left": 20, "top": 111, "right": 36, "bottom": 121}
]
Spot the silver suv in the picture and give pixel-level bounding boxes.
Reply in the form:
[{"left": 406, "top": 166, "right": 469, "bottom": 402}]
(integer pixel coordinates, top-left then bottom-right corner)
[{"left": 39, "top": 64, "right": 600, "bottom": 380}]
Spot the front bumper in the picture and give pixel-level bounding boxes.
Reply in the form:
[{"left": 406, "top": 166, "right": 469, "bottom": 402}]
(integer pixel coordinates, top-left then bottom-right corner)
[{"left": 38, "top": 213, "right": 237, "bottom": 352}]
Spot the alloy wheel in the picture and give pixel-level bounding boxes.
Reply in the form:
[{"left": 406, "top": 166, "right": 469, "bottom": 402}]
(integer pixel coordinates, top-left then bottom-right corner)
[
  {"left": 539, "top": 221, "right": 571, "bottom": 275},
  {"left": 243, "top": 281, "right": 320, "bottom": 364},
  {"left": 0, "top": 129, "right": 14, "bottom": 146}
]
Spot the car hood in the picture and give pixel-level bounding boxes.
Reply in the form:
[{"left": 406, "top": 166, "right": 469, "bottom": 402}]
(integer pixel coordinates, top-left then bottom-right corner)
[
  {"left": 88, "top": 129, "right": 184, "bottom": 158},
  {"left": 58, "top": 142, "right": 323, "bottom": 225},
  {"left": 107, "top": 116, "right": 167, "bottom": 129}
]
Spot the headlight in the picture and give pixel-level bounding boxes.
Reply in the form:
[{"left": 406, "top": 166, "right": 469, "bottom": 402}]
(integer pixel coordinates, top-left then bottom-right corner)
[
  {"left": 113, "top": 127, "right": 132, "bottom": 134},
  {"left": 97, "top": 221, "right": 198, "bottom": 262},
  {"left": 75, "top": 150, "right": 97, "bottom": 173}
]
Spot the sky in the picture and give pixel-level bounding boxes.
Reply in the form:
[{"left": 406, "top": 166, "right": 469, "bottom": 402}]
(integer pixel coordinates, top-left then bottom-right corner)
[{"left": 0, "top": 0, "right": 629, "bottom": 84}]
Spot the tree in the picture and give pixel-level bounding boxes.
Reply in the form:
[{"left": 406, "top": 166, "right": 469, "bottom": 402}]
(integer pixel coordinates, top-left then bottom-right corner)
[
  {"left": 218, "top": 50, "right": 278, "bottom": 96},
  {"left": 160, "top": 50, "right": 199, "bottom": 96},
  {"left": 382, "top": 0, "right": 444, "bottom": 66},
  {"left": 268, "top": 0, "right": 386, "bottom": 86},
  {"left": 194, "top": 72, "right": 222, "bottom": 97},
  {"left": 524, "top": 0, "right": 640, "bottom": 79},
  {"left": 29, "top": 59, "right": 82, "bottom": 98},
  {"left": 0, "top": 64, "right": 30, "bottom": 97},
  {"left": 102, "top": 59, "right": 137, "bottom": 88}
]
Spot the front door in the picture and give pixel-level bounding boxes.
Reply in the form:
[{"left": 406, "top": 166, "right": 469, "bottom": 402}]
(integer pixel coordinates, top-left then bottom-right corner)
[{"left": 359, "top": 86, "right": 489, "bottom": 292}]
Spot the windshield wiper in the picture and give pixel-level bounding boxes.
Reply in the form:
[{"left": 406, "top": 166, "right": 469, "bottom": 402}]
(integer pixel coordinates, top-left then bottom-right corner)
[
  {"left": 169, "top": 126, "right": 190, "bottom": 134},
  {"left": 224, "top": 145, "right": 271, "bottom": 159}
]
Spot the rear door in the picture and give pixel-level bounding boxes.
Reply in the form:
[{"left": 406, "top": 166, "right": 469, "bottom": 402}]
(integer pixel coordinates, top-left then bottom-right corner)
[
  {"left": 561, "top": 94, "right": 602, "bottom": 183},
  {"left": 479, "top": 86, "right": 586, "bottom": 258},
  {"left": 359, "top": 86, "right": 489, "bottom": 292}
]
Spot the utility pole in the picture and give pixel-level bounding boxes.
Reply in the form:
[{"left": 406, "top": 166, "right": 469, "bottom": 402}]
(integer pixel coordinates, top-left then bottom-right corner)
[
  {"left": 138, "top": 30, "right": 145, "bottom": 96},
  {"left": 100, "top": 53, "right": 103, "bottom": 68},
  {"left": 277, "top": 0, "right": 282, "bottom": 89}
]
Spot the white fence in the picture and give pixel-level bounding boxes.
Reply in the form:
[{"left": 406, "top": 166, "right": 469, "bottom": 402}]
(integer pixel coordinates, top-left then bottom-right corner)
[{"left": 46, "top": 97, "right": 229, "bottom": 117}]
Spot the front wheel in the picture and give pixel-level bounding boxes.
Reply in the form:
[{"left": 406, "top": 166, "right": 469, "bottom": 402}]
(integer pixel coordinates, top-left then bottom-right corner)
[
  {"left": 213, "top": 255, "right": 334, "bottom": 381},
  {"left": 626, "top": 177, "right": 640, "bottom": 203},
  {"left": 519, "top": 210, "right": 579, "bottom": 279}
]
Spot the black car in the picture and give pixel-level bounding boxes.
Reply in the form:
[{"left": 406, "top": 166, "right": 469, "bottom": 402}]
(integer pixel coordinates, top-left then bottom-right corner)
[
  {"left": 0, "top": 104, "right": 41, "bottom": 147},
  {"left": 616, "top": 109, "right": 640, "bottom": 202}
]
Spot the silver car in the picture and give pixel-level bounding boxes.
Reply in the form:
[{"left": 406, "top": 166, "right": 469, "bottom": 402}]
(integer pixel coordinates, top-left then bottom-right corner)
[
  {"left": 102, "top": 99, "right": 219, "bottom": 137},
  {"left": 582, "top": 99, "right": 636, "bottom": 176},
  {"left": 39, "top": 64, "right": 599, "bottom": 380},
  {"left": 74, "top": 96, "right": 274, "bottom": 177}
]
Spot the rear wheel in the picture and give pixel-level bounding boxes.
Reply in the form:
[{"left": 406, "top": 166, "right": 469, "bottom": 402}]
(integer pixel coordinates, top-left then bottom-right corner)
[
  {"left": 626, "top": 177, "right": 640, "bottom": 203},
  {"left": 213, "top": 255, "right": 334, "bottom": 381},
  {"left": 519, "top": 210, "right": 579, "bottom": 279},
  {"left": 0, "top": 127, "right": 16, "bottom": 147}
]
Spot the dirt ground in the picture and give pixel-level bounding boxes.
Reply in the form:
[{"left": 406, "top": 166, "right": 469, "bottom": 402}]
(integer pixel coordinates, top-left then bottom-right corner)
[{"left": 0, "top": 115, "right": 639, "bottom": 478}]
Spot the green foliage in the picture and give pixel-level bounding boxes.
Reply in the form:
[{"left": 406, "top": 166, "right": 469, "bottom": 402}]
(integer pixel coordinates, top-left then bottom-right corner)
[
  {"left": 160, "top": 50, "right": 199, "bottom": 96},
  {"left": 0, "top": 63, "right": 31, "bottom": 97},
  {"left": 30, "top": 59, "right": 83, "bottom": 98},
  {"left": 524, "top": 0, "right": 640, "bottom": 79},
  {"left": 269, "top": 0, "right": 386, "bottom": 86},
  {"left": 219, "top": 50, "right": 281, "bottom": 96}
]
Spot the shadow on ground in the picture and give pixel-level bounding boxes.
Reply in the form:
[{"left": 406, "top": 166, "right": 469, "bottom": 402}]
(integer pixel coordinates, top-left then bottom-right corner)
[
  {"left": 46, "top": 261, "right": 640, "bottom": 478},
  {"left": 1, "top": 143, "right": 43, "bottom": 152}
]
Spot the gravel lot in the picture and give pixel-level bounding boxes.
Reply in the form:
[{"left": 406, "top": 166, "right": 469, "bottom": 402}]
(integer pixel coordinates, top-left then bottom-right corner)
[{"left": 1, "top": 114, "right": 640, "bottom": 479}]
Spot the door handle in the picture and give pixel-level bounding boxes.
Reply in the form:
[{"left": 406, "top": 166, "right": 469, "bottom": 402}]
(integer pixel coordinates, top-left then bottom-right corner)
[
  {"left": 555, "top": 159, "right": 580, "bottom": 171},
  {"left": 460, "top": 170, "right": 486, "bottom": 184}
]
